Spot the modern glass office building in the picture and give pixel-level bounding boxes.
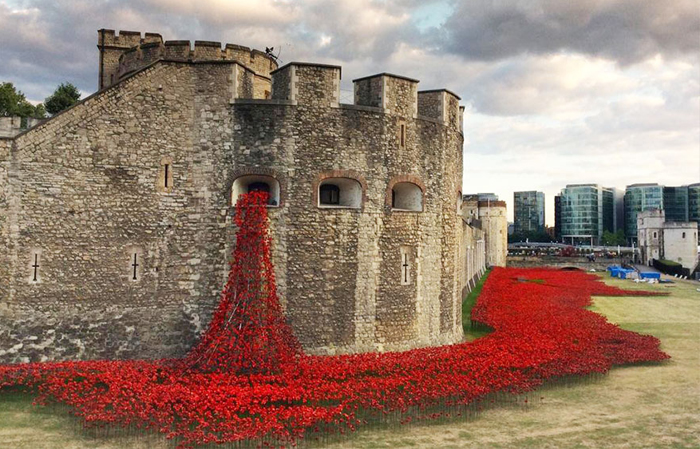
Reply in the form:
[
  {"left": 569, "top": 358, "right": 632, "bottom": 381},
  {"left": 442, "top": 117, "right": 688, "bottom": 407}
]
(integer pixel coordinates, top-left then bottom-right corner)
[
  {"left": 554, "top": 194, "right": 562, "bottom": 241},
  {"left": 688, "top": 183, "right": 700, "bottom": 225},
  {"left": 663, "top": 186, "right": 689, "bottom": 222},
  {"left": 559, "top": 184, "right": 615, "bottom": 245},
  {"left": 624, "top": 183, "right": 664, "bottom": 243},
  {"left": 513, "top": 191, "right": 545, "bottom": 235}
]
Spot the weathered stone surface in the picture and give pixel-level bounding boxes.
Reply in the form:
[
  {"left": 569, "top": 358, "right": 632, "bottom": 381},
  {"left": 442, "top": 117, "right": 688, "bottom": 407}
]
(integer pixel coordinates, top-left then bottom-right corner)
[{"left": 0, "top": 37, "right": 468, "bottom": 363}]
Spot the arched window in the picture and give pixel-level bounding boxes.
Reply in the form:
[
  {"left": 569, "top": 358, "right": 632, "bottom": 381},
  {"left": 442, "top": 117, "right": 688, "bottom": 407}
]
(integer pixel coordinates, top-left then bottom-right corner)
[
  {"left": 318, "top": 178, "right": 362, "bottom": 208},
  {"left": 391, "top": 182, "right": 423, "bottom": 212},
  {"left": 232, "top": 175, "right": 280, "bottom": 206}
]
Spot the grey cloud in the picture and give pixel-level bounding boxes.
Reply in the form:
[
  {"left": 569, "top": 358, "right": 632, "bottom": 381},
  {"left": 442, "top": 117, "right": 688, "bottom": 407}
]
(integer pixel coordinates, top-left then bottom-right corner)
[{"left": 443, "top": 0, "right": 700, "bottom": 64}]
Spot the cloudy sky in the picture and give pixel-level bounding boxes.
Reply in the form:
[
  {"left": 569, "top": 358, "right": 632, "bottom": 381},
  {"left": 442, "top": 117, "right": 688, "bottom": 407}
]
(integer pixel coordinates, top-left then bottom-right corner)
[{"left": 1, "top": 0, "right": 698, "bottom": 223}]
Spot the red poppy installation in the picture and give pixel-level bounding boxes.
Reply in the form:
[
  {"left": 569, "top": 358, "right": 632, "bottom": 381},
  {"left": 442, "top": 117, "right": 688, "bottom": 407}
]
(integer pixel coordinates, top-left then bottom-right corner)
[{"left": 0, "top": 192, "right": 669, "bottom": 448}]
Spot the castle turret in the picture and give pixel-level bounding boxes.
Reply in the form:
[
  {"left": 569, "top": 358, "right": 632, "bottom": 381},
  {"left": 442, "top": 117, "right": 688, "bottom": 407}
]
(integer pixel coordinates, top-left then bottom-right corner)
[
  {"left": 353, "top": 73, "right": 419, "bottom": 118},
  {"left": 418, "top": 89, "right": 462, "bottom": 132},
  {"left": 271, "top": 62, "right": 342, "bottom": 107},
  {"left": 97, "top": 29, "right": 162, "bottom": 90}
]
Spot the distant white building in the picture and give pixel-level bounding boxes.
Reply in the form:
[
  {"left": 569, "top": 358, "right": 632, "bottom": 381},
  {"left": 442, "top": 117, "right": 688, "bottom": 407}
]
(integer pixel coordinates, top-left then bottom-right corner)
[{"left": 637, "top": 209, "right": 698, "bottom": 271}]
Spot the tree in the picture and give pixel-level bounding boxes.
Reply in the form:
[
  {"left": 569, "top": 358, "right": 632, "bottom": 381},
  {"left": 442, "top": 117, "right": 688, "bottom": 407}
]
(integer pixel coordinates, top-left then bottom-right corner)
[
  {"left": 1, "top": 82, "right": 38, "bottom": 117},
  {"left": 0, "top": 82, "right": 47, "bottom": 122},
  {"left": 44, "top": 83, "right": 81, "bottom": 115},
  {"left": 601, "top": 229, "right": 627, "bottom": 246},
  {"left": 508, "top": 230, "right": 553, "bottom": 244}
]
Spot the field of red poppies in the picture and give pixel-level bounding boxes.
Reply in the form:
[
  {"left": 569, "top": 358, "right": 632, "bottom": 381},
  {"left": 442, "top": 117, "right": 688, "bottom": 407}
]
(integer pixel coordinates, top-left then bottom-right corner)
[{"left": 0, "top": 193, "right": 669, "bottom": 448}]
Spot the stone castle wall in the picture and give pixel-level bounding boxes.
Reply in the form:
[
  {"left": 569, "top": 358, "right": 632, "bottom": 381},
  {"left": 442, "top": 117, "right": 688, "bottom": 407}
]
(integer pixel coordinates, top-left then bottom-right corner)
[
  {"left": 478, "top": 201, "right": 508, "bottom": 267},
  {"left": 0, "top": 53, "right": 465, "bottom": 362}
]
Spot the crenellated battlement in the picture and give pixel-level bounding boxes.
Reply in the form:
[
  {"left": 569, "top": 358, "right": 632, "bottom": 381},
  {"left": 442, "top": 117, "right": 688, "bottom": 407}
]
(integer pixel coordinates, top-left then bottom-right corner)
[
  {"left": 96, "top": 30, "right": 463, "bottom": 131},
  {"left": 98, "top": 29, "right": 162, "bottom": 49},
  {"left": 98, "top": 29, "right": 163, "bottom": 90},
  {"left": 353, "top": 73, "right": 419, "bottom": 118},
  {"left": 98, "top": 29, "right": 278, "bottom": 92},
  {"left": 117, "top": 39, "right": 278, "bottom": 80},
  {"left": 417, "top": 89, "right": 461, "bottom": 128},
  {"left": 264, "top": 63, "right": 462, "bottom": 131}
]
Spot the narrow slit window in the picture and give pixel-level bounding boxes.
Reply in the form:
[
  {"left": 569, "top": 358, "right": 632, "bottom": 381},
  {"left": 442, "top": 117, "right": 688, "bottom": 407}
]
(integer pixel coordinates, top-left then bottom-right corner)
[
  {"left": 31, "top": 251, "right": 40, "bottom": 283},
  {"left": 158, "top": 158, "right": 174, "bottom": 193},
  {"left": 400, "top": 247, "right": 412, "bottom": 285},
  {"left": 131, "top": 252, "right": 140, "bottom": 281},
  {"left": 398, "top": 121, "right": 407, "bottom": 149}
]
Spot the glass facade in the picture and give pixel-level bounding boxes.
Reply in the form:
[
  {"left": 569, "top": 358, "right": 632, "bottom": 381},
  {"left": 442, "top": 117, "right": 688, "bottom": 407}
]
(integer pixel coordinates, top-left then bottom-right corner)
[
  {"left": 624, "top": 184, "right": 663, "bottom": 243},
  {"left": 560, "top": 185, "right": 606, "bottom": 245},
  {"left": 663, "top": 186, "right": 689, "bottom": 222},
  {"left": 688, "top": 184, "right": 700, "bottom": 226},
  {"left": 554, "top": 194, "right": 562, "bottom": 241},
  {"left": 513, "top": 191, "right": 545, "bottom": 234},
  {"left": 602, "top": 188, "right": 615, "bottom": 234}
]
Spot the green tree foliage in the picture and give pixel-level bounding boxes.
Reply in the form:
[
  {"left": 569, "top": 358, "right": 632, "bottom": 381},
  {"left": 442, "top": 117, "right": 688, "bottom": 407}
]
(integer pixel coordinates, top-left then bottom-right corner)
[
  {"left": 508, "top": 230, "right": 554, "bottom": 244},
  {"left": 601, "top": 229, "right": 626, "bottom": 246},
  {"left": 44, "top": 83, "right": 81, "bottom": 115},
  {"left": 0, "top": 82, "right": 45, "bottom": 118}
]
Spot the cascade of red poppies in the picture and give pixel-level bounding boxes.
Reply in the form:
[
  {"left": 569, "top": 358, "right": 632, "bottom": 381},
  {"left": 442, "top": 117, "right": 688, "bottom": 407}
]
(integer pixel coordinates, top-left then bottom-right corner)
[
  {"left": 181, "top": 191, "right": 301, "bottom": 374},
  {"left": 0, "top": 199, "right": 672, "bottom": 449}
]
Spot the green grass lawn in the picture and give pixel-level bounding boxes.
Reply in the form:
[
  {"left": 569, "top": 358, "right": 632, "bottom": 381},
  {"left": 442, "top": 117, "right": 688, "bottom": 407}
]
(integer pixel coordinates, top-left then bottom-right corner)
[
  {"left": 462, "top": 269, "right": 492, "bottom": 341},
  {"left": 2, "top": 274, "right": 699, "bottom": 448}
]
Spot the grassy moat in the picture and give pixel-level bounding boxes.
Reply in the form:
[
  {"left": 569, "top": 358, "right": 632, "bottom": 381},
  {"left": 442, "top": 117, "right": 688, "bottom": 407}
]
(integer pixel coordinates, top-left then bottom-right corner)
[{"left": 1, "top": 273, "right": 699, "bottom": 448}]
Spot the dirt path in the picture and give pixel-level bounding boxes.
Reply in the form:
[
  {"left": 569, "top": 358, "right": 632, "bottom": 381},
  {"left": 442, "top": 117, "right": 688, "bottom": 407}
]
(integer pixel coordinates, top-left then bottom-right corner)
[{"left": 1, "top": 275, "right": 698, "bottom": 448}]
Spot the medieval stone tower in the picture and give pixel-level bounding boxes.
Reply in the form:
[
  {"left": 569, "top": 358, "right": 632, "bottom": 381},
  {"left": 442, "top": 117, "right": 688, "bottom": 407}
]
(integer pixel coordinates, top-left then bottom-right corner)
[{"left": 0, "top": 30, "right": 466, "bottom": 363}]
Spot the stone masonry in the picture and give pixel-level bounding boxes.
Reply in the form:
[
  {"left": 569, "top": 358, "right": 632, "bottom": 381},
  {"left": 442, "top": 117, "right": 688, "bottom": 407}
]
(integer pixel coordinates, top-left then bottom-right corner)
[{"left": 0, "top": 30, "right": 466, "bottom": 363}]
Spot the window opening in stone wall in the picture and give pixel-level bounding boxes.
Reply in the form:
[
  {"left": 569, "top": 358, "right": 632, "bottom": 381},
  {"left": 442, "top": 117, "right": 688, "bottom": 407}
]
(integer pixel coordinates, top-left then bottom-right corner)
[
  {"left": 248, "top": 182, "right": 271, "bottom": 194},
  {"left": 392, "top": 182, "right": 423, "bottom": 212},
  {"left": 682, "top": 232, "right": 686, "bottom": 238},
  {"left": 398, "top": 120, "right": 407, "bottom": 149},
  {"left": 320, "top": 184, "right": 340, "bottom": 205},
  {"left": 30, "top": 251, "right": 40, "bottom": 283},
  {"left": 653, "top": 232, "right": 657, "bottom": 239},
  {"left": 400, "top": 246, "right": 412, "bottom": 285},
  {"left": 158, "top": 157, "right": 174, "bottom": 193},
  {"left": 232, "top": 175, "right": 280, "bottom": 206},
  {"left": 131, "top": 252, "right": 140, "bottom": 281},
  {"left": 318, "top": 178, "right": 362, "bottom": 208}
]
